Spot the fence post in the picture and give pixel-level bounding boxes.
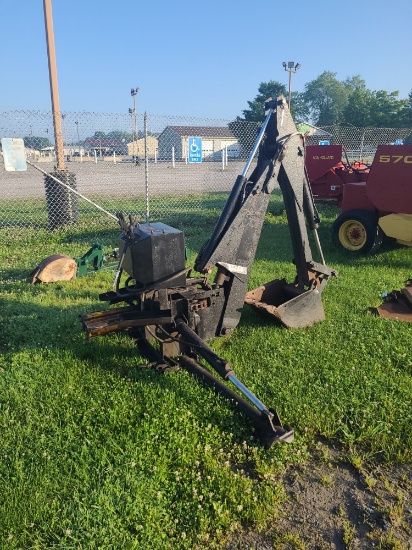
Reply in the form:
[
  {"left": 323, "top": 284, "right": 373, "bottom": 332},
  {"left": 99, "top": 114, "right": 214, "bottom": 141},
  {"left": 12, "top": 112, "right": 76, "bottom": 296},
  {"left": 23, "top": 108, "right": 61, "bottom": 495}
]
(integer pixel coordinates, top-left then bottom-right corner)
[
  {"left": 360, "top": 130, "right": 365, "bottom": 161},
  {"left": 144, "top": 111, "right": 150, "bottom": 223},
  {"left": 172, "top": 146, "right": 175, "bottom": 168}
]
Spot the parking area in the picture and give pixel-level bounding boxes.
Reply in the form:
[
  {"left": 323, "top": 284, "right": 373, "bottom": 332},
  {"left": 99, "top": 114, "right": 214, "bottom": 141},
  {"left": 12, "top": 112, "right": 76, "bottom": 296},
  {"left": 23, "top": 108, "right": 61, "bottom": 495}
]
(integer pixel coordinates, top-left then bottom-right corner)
[{"left": 1, "top": 158, "right": 246, "bottom": 200}]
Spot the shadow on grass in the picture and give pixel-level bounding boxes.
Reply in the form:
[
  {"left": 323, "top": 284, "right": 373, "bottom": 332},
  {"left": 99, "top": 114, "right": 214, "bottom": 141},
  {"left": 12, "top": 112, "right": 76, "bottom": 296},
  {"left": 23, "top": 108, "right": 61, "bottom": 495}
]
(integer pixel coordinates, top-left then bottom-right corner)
[
  {"left": 237, "top": 303, "right": 288, "bottom": 331},
  {"left": 319, "top": 227, "right": 412, "bottom": 270},
  {"left": 312, "top": 203, "right": 412, "bottom": 269},
  {"left": 0, "top": 290, "right": 260, "bottom": 438},
  {"left": 0, "top": 221, "right": 47, "bottom": 230}
]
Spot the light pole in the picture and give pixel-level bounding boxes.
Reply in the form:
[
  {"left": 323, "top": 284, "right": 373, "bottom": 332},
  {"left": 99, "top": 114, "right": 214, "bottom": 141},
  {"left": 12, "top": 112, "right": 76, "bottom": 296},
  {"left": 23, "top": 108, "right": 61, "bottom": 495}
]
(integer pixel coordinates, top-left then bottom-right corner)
[
  {"left": 128, "top": 107, "right": 134, "bottom": 160},
  {"left": 61, "top": 113, "right": 66, "bottom": 148},
  {"left": 282, "top": 61, "right": 301, "bottom": 109},
  {"left": 131, "top": 87, "right": 139, "bottom": 164},
  {"left": 75, "top": 121, "right": 80, "bottom": 155}
]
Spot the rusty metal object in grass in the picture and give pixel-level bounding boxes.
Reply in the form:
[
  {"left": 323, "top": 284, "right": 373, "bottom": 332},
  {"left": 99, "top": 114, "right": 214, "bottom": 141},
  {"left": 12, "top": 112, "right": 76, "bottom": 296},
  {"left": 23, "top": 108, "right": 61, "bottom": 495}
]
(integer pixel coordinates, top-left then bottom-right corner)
[{"left": 368, "top": 280, "right": 412, "bottom": 322}]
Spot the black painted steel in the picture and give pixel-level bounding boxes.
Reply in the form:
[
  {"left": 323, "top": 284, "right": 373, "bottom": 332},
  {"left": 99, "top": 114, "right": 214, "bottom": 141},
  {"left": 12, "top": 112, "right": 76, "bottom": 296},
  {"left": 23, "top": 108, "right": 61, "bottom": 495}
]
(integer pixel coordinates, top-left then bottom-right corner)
[{"left": 179, "top": 355, "right": 294, "bottom": 447}]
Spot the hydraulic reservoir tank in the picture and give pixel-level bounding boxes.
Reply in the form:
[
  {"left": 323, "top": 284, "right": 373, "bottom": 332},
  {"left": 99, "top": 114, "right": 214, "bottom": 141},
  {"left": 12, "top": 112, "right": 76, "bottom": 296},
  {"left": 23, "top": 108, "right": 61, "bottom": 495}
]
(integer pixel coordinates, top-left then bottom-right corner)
[{"left": 119, "top": 222, "right": 186, "bottom": 288}]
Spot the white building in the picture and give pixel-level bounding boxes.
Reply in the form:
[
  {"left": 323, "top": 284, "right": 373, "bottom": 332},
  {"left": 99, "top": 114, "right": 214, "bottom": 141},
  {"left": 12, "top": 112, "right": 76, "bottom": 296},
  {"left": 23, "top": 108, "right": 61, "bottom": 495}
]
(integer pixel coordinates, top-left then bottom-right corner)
[{"left": 157, "top": 126, "right": 239, "bottom": 161}]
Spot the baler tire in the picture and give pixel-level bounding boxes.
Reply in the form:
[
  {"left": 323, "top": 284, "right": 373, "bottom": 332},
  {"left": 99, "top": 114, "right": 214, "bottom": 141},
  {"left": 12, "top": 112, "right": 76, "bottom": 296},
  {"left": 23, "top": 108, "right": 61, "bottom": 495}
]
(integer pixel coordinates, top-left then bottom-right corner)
[{"left": 332, "top": 209, "right": 383, "bottom": 254}]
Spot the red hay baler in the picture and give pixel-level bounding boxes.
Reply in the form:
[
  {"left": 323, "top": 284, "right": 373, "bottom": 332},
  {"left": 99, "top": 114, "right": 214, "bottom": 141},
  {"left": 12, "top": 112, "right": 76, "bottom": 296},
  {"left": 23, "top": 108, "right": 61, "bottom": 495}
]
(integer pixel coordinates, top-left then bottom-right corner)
[
  {"left": 305, "top": 144, "right": 370, "bottom": 208},
  {"left": 306, "top": 144, "right": 412, "bottom": 254}
]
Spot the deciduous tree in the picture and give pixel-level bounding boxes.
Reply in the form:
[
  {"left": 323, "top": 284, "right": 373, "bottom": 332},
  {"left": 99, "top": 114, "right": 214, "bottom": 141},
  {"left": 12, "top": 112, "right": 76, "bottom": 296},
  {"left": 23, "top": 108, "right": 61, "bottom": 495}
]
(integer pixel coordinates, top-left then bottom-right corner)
[
  {"left": 303, "top": 71, "right": 350, "bottom": 125},
  {"left": 343, "top": 88, "right": 409, "bottom": 127},
  {"left": 240, "top": 80, "right": 287, "bottom": 122},
  {"left": 23, "top": 136, "right": 52, "bottom": 149}
]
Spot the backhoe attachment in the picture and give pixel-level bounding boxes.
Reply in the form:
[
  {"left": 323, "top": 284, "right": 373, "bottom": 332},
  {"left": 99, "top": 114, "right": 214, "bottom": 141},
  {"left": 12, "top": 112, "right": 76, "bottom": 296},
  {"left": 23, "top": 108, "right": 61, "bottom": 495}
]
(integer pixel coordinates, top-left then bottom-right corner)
[
  {"left": 81, "top": 96, "right": 336, "bottom": 446},
  {"left": 194, "top": 97, "right": 336, "bottom": 330}
]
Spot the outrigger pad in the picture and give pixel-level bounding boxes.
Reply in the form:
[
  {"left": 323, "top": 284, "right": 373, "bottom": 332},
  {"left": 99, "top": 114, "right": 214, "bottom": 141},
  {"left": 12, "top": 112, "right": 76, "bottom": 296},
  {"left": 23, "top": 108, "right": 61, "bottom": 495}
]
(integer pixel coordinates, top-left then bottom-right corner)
[{"left": 245, "top": 278, "right": 325, "bottom": 328}]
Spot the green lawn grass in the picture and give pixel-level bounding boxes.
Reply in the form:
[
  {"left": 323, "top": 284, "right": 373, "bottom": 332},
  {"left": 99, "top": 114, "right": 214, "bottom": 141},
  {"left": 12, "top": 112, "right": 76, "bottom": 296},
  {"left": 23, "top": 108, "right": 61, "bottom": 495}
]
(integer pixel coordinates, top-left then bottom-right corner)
[{"left": 0, "top": 194, "right": 411, "bottom": 548}]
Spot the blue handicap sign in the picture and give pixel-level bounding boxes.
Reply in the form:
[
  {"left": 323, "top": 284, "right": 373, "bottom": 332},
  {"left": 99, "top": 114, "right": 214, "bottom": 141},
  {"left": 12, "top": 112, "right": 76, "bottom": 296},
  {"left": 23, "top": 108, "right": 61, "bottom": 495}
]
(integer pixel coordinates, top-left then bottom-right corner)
[
  {"left": 188, "top": 137, "right": 202, "bottom": 163},
  {"left": 395, "top": 139, "right": 403, "bottom": 145},
  {"left": 319, "top": 140, "right": 330, "bottom": 145}
]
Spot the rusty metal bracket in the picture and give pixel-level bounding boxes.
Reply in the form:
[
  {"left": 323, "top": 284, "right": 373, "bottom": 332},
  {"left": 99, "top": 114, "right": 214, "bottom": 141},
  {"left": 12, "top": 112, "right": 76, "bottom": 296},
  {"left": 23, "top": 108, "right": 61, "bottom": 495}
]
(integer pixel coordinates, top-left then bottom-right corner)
[{"left": 368, "top": 280, "right": 412, "bottom": 322}]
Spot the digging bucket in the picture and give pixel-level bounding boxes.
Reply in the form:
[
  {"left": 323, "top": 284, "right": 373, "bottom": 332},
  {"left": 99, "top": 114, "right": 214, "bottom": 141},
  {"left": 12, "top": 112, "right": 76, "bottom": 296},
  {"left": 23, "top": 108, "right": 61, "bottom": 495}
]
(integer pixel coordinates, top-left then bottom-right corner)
[{"left": 245, "top": 278, "right": 325, "bottom": 328}]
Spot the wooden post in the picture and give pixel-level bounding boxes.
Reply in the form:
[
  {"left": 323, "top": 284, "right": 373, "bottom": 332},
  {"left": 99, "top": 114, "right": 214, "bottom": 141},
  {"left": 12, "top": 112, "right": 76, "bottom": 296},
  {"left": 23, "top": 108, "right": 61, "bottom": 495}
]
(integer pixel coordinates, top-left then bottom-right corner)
[{"left": 43, "top": 0, "right": 66, "bottom": 171}]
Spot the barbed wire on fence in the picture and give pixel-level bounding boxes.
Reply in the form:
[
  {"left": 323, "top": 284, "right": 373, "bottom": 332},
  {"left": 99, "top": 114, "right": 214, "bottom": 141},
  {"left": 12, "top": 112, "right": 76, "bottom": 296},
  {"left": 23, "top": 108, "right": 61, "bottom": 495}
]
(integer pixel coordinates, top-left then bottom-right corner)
[{"left": 1, "top": 110, "right": 411, "bottom": 230}]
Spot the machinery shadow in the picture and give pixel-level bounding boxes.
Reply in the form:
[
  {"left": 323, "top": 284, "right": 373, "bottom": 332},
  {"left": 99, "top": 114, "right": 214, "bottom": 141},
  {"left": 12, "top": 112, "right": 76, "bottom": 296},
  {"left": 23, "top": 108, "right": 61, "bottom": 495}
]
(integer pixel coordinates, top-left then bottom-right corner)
[{"left": 0, "top": 291, "right": 258, "bottom": 438}]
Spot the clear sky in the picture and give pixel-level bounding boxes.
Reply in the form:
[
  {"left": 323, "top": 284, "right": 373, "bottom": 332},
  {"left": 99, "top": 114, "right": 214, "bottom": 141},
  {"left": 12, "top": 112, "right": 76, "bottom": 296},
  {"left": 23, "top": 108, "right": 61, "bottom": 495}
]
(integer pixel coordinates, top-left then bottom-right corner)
[{"left": 1, "top": 0, "right": 411, "bottom": 120}]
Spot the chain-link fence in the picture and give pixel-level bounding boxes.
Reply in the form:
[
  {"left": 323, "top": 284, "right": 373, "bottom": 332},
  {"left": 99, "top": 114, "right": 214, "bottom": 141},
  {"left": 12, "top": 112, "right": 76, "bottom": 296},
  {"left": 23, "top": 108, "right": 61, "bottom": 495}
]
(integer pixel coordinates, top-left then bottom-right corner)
[
  {"left": 304, "top": 124, "right": 412, "bottom": 162},
  {"left": 0, "top": 110, "right": 260, "bottom": 230},
  {"left": 1, "top": 110, "right": 411, "bottom": 230}
]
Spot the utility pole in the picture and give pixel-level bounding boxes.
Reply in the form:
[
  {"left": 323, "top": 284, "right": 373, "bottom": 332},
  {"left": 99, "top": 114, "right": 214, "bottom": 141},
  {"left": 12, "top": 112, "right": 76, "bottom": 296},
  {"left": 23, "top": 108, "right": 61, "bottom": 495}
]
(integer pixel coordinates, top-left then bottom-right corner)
[
  {"left": 43, "top": 0, "right": 65, "bottom": 170},
  {"left": 43, "top": 0, "right": 78, "bottom": 230}
]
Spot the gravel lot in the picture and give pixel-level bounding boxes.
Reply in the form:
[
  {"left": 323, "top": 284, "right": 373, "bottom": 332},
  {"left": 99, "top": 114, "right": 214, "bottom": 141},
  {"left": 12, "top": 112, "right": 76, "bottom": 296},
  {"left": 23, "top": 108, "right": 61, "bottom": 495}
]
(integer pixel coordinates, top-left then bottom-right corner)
[{"left": 1, "top": 158, "right": 246, "bottom": 199}]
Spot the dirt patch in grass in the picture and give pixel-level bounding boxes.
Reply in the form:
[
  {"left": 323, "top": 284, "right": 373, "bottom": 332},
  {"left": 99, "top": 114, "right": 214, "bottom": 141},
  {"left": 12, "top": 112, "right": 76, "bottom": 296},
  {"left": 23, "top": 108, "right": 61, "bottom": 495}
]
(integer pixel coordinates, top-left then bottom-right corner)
[{"left": 226, "top": 442, "right": 412, "bottom": 549}]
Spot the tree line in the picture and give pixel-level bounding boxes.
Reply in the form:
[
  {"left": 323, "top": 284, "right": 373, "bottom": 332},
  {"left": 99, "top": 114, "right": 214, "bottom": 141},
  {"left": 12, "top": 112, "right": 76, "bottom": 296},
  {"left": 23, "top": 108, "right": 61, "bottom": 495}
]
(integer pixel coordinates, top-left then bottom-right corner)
[
  {"left": 239, "top": 71, "right": 412, "bottom": 128},
  {"left": 23, "top": 131, "right": 136, "bottom": 150}
]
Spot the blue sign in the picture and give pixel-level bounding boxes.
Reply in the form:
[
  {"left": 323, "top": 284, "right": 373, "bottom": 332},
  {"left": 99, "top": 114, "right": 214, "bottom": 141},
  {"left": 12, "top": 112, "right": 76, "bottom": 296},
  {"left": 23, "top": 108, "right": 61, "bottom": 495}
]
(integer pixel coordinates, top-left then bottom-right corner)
[
  {"left": 395, "top": 139, "right": 403, "bottom": 145},
  {"left": 188, "top": 137, "right": 202, "bottom": 163},
  {"left": 319, "top": 140, "right": 330, "bottom": 146}
]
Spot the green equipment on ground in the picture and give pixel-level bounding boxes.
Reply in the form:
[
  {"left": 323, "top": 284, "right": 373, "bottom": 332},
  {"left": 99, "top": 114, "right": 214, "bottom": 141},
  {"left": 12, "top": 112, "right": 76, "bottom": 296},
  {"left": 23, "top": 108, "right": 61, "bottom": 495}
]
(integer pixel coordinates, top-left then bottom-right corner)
[
  {"left": 30, "top": 244, "right": 118, "bottom": 283},
  {"left": 74, "top": 244, "right": 105, "bottom": 277}
]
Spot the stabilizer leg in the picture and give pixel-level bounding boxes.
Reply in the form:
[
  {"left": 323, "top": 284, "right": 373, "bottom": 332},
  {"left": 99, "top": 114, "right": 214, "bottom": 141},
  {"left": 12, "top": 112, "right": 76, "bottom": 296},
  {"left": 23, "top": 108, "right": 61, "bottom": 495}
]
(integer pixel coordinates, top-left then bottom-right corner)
[{"left": 175, "top": 321, "right": 294, "bottom": 447}]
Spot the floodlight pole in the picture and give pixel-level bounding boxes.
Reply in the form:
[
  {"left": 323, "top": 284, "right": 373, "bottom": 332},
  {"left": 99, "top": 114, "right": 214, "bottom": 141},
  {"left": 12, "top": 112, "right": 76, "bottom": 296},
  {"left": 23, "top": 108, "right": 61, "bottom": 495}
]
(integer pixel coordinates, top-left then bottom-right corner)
[
  {"left": 131, "top": 87, "right": 139, "bottom": 162},
  {"left": 128, "top": 107, "right": 134, "bottom": 158},
  {"left": 43, "top": 0, "right": 65, "bottom": 170},
  {"left": 282, "top": 61, "right": 301, "bottom": 109},
  {"left": 61, "top": 113, "right": 66, "bottom": 147},
  {"left": 287, "top": 71, "right": 292, "bottom": 107},
  {"left": 75, "top": 121, "right": 80, "bottom": 155}
]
